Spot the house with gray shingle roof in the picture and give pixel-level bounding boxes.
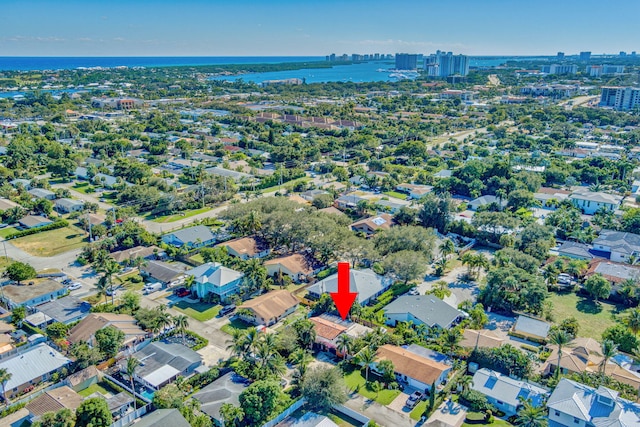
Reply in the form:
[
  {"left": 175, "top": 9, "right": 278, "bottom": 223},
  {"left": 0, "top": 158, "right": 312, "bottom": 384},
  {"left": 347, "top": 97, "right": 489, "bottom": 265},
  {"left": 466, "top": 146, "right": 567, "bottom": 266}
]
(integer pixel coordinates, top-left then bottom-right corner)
[
  {"left": 161, "top": 225, "right": 216, "bottom": 248},
  {"left": 593, "top": 229, "right": 640, "bottom": 264},
  {"left": 55, "top": 198, "right": 84, "bottom": 213},
  {"left": 468, "top": 195, "right": 507, "bottom": 211},
  {"left": 513, "top": 314, "right": 551, "bottom": 341},
  {"left": 570, "top": 190, "right": 623, "bottom": 215},
  {"left": 185, "top": 262, "right": 244, "bottom": 301},
  {"left": 557, "top": 241, "right": 595, "bottom": 260},
  {"left": 28, "top": 188, "right": 56, "bottom": 200},
  {"left": 383, "top": 295, "right": 464, "bottom": 329},
  {"left": 307, "top": 268, "right": 392, "bottom": 305},
  {"left": 471, "top": 368, "right": 549, "bottom": 416},
  {"left": 547, "top": 378, "right": 640, "bottom": 427}
]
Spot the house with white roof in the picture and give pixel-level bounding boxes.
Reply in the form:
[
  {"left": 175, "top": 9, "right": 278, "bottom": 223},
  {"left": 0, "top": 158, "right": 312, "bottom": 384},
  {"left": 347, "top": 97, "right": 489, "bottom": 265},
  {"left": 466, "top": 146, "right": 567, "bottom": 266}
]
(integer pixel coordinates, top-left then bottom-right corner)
[
  {"left": 186, "top": 262, "right": 244, "bottom": 301},
  {"left": 471, "top": 368, "right": 549, "bottom": 416},
  {"left": 547, "top": 378, "right": 640, "bottom": 427},
  {"left": 569, "top": 190, "right": 623, "bottom": 215},
  {"left": 307, "top": 268, "right": 392, "bottom": 305},
  {"left": 161, "top": 225, "right": 216, "bottom": 249},
  {"left": 0, "top": 343, "right": 71, "bottom": 399}
]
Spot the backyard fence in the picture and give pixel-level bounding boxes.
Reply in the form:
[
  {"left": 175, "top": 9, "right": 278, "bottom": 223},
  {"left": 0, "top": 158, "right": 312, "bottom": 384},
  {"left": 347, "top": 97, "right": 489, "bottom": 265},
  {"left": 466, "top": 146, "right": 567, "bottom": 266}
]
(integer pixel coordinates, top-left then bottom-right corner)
[
  {"left": 260, "top": 398, "right": 306, "bottom": 427},
  {"left": 109, "top": 405, "right": 150, "bottom": 427}
]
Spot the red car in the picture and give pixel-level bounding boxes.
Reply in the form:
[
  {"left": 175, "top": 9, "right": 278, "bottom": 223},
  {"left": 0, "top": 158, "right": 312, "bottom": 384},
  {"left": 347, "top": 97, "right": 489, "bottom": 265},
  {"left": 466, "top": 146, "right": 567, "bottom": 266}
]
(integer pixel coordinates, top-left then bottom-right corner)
[{"left": 175, "top": 288, "right": 190, "bottom": 297}]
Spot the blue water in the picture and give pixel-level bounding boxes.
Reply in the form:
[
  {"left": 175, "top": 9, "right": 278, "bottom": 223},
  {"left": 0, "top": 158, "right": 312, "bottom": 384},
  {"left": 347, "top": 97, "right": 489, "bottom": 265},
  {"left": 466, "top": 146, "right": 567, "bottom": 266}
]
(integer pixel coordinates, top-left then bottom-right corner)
[
  {"left": 140, "top": 389, "right": 155, "bottom": 401},
  {"left": 0, "top": 56, "right": 324, "bottom": 71}
]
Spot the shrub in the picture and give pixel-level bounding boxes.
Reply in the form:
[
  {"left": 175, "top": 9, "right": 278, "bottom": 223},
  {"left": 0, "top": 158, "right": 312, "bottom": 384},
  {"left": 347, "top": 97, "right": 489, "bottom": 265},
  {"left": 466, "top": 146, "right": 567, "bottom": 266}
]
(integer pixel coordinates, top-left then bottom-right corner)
[{"left": 7, "top": 219, "right": 69, "bottom": 239}]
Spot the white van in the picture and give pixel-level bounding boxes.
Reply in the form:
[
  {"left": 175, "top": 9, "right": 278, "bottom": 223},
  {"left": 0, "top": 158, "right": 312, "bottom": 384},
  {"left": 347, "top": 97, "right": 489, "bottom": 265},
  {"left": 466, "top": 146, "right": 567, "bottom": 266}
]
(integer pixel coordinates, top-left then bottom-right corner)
[{"left": 143, "top": 282, "right": 163, "bottom": 294}]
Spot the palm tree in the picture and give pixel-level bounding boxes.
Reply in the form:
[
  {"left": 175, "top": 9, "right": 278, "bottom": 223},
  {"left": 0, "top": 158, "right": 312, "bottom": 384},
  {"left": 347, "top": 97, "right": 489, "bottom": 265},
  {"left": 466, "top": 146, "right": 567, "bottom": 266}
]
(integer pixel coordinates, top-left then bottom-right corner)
[
  {"left": 548, "top": 330, "right": 573, "bottom": 378},
  {"left": 515, "top": 399, "right": 548, "bottom": 427},
  {"left": 131, "top": 256, "right": 147, "bottom": 271},
  {"left": 97, "top": 259, "right": 122, "bottom": 305},
  {"left": 184, "top": 275, "right": 196, "bottom": 296},
  {"left": 95, "top": 276, "right": 109, "bottom": 304},
  {"left": 173, "top": 315, "right": 189, "bottom": 344},
  {"left": 226, "top": 329, "right": 247, "bottom": 359},
  {"left": 440, "top": 239, "right": 455, "bottom": 260},
  {"left": 370, "top": 380, "right": 382, "bottom": 398},
  {"left": 336, "top": 334, "right": 353, "bottom": 360},
  {"left": 0, "top": 368, "right": 11, "bottom": 407},
  {"left": 457, "top": 375, "right": 473, "bottom": 393},
  {"left": 126, "top": 357, "right": 140, "bottom": 410},
  {"left": 290, "top": 349, "right": 313, "bottom": 386},
  {"left": 220, "top": 403, "right": 244, "bottom": 427},
  {"left": 600, "top": 340, "right": 618, "bottom": 374},
  {"left": 356, "top": 347, "right": 376, "bottom": 382},
  {"left": 626, "top": 309, "right": 640, "bottom": 336},
  {"left": 241, "top": 259, "right": 268, "bottom": 294},
  {"left": 441, "top": 328, "right": 462, "bottom": 358}
]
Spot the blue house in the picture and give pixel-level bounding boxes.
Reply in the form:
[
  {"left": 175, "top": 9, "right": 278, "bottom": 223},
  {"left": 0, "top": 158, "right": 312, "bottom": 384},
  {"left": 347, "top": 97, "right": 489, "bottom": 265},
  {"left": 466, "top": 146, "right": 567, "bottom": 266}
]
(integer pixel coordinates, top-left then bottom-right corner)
[
  {"left": 185, "top": 262, "right": 244, "bottom": 301},
  {"left": 161, "top": 225, "right": 216, "bottom": 249},
  {"left": 0, "top": 279, "right": 67, "bottom": 309},
  {"left": 471, "top": 368, "right": 549, "bottom": 416}
]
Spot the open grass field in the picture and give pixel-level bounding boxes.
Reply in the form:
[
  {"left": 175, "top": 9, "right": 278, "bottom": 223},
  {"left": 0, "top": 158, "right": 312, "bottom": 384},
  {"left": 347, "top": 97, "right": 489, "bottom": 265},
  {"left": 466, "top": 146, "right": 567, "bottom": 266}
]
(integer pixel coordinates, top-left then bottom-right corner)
[
  {"left": 173, "top": 300, "right": 221, "bottom": 322},
  {"left": 383, "top": 191, "right": 408, "bottom": 200},
  {"left": 221, "top": 318, "right": 253, "bottom": 335},
  {"left": 11, "top": 225, "right": 87, "bottom": 256},
  {"left": 0, "top": 227, "right": 18, "bottom": 238},
  {"left": 149, "top": 207, "right": 212, "bottom": 223},
  {"left": 343, "top": 368, "right": 400, "bottom": 406},
  {"left": 77, "top": 382, "right": 118, "bottom": 398},
  {"left": 550, "top": 292, "right": 628, "bottom": 340}
]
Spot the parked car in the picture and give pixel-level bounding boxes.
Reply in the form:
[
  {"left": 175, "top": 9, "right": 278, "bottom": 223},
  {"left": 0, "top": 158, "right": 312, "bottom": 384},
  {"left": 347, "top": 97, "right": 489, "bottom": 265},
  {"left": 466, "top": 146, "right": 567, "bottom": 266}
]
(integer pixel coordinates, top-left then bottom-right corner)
[
  {"left": 406, "top": 391, "right": 424, "bottom": 408},
  {"left": 143, "top": 283, "right": 163, "bottom": 294},
  {"left": 219, "top": 305, "right": 236, "bottom": 316},
  {"left": 67, "top": 282, "right": 82, "bottom": 291},
  {"left": 174, "top": 287, "right": 190, "bottom": 297},
  {"left": 408, "top": 288, "right": 420, "bottom": 296},
  {"left": 62, "top": 279, "right": 72, "bottom": 285}
]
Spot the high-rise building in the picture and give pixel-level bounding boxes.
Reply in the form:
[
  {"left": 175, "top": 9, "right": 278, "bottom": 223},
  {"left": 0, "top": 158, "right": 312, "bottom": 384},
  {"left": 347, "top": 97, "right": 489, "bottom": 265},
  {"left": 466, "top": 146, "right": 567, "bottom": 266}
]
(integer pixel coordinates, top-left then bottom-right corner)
[
  {"left": 579, "top": 51, "right": 592, "bottom": 61},
  {"left": 587, "top": 65, "right": 625, "bottom": 77},
  {"left": 395, "top": 53, "right": 418, "bottom": 70},
  {"left": 424, "top": 51, "right": 470, "bottom": 77},
  {"left": 557, "top": 52, "right": 565, "bottom": 60},
  {"left": 620, "top": 51, "right": 627, "bottom": 57},
  {"left": 600, "top": 86, "right": 640, "bottom": 110},
  {"left": 541, "top": 64, "right": 577, "bottom": 75}
]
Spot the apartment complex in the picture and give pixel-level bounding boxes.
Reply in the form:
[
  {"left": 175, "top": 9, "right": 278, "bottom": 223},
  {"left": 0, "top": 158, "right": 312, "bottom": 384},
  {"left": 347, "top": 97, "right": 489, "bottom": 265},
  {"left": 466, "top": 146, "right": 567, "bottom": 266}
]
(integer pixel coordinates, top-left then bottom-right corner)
[
  {"left": 541, "top": 64, "right": 578, "bottom": 75},
  {"left": 600, "top": 86, "right": 640, "bottom": 110},
  {"left": 395, "top": 53, "right": 419, "bottom": 70},
  {"left": 424, "top": 51, "right": 470, "bottom": 77}
]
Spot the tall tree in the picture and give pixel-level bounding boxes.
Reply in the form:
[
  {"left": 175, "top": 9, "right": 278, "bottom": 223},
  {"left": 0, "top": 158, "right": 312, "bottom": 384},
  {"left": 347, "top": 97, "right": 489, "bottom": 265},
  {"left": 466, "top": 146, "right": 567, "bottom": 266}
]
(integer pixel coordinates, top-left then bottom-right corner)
[
  {"left": 584, "top": 274, "right": 611, "bottom": 304},
  {"left": 355, "top": 347, "right": 376, "bottom": 381},
  {"left": 74, "top": 398, "right": 112, "bottom": 427},
  {"left": 514, "top": 399, "right": 548, "bottom": 427},
  {"left": 300, "top": 367, "right": 347, "bottom": 412},
  {"left": 548, "top": 330, "right": 573, "bottom": 378},
  {"left": 600, "top": 340, "right": 618, "bottom": 374},
  {"left": 173, "top": 315, "right": 190, "bottom": 345},
  {"left": 126, "top": 357, "right": 140, "bottom": 410},
  {"left": 0, "top": 368, "right": 11, "bottom": 406}
]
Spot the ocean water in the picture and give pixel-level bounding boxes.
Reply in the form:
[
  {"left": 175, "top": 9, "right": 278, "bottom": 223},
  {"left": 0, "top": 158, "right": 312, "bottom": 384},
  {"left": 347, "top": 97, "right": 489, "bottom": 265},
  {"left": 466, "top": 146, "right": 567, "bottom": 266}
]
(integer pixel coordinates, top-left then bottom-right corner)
[{"left": 0, "top": 56, "right": 324, "bottom": 72}]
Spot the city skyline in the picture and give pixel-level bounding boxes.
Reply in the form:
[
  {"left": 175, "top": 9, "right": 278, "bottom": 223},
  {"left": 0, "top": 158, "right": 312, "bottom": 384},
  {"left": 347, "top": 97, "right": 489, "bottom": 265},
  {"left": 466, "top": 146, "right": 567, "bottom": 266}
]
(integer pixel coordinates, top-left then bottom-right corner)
[{"left": 1, "top": 0, "right": 639, "bottom": 57}]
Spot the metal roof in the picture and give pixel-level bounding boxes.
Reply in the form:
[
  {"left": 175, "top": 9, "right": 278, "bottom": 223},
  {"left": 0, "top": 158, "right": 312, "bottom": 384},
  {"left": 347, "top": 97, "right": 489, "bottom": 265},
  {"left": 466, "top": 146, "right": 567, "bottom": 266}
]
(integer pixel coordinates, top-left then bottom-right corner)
[
  {"left": 383, "top": 295, "right": 463, "bottom": 328},
  {"left": 0, "top": 343, "right": 70, "bottom": 390}
]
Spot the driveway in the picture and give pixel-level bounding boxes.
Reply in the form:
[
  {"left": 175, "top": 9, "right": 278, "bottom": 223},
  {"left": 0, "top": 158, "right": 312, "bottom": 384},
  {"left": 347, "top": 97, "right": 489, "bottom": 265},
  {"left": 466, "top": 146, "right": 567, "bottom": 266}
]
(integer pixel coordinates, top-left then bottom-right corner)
[
  {"left": 388, "top": 391, "right": 413, "bottom": 414},
  {"left": 345, "top": 392, "right": 416, "bottom": 427},
  {"left": 425, "top": 399, "right": 467, "bottom": 427}
]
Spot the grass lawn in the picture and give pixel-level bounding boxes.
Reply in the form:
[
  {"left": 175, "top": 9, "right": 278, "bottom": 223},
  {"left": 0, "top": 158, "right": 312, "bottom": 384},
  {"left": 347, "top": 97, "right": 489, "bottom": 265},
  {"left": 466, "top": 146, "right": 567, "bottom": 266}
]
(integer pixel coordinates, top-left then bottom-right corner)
[
  {"left": 343, "top": 369, "right": 400, "bottom": 406},
  {"left": 72, "top": 183, "right": 96, "bottom": 194},
  {"left": 0, "top": 257, "right": 14, "bottom": 272},
  {"left": 260, "top": 176, "right": 311, "bottom": 194},
  {"left": 77, "top": 382, "right": 117, "bottom": 398},
  {"left": 189, "top": 254, "right": 205, "bottom": 264},
  {"left": 150, "top": 207, "right": 212, "bottom": 223},
  {"left": 11, "top": 225, "right": 87, "bottom": 257},
  {"left": 173, "top": 300, "right": 221, "bottom": 322},
  {"left": 0, "top": 227, "right": 18, "bottom": 238},
  {"left": 221, "top": 318, "right": 253, "bottom": 335},
  {"left": 410, "top": 401, "right": 429, "bottom": 420},
  {"left": 117, "top": 272, "right": 145, "bottom": 291},
  {"left": 550, "top": 292, "right": 628, "bottom": 340},
  {"left": 462, "top": 412, "right": 513, "bottom": 427},
  {"left": 383, "top": 191, "right": 408, "bottom": 200}
]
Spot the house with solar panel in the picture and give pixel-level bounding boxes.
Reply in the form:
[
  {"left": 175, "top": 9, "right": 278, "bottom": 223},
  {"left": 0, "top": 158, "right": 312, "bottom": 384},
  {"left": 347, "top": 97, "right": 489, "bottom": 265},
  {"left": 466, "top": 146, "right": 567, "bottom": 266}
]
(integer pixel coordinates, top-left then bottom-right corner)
[{"left": 471, "top": 368, "right": 549, "bottom": 416}]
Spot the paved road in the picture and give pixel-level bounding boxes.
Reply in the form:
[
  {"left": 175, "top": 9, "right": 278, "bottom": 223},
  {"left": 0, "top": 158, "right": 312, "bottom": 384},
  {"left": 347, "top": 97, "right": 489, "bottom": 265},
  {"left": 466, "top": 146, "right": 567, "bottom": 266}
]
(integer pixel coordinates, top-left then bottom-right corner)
[{"left": 344, "top": 392, "right": 416, "bottom": 427}]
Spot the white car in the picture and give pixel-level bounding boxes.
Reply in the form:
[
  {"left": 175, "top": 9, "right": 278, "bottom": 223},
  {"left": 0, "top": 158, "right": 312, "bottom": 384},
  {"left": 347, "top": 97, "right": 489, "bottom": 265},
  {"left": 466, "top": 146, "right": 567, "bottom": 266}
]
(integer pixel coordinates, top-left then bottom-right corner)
[{"left": 67, "top": 283, "right": 82, "bottom": 291}]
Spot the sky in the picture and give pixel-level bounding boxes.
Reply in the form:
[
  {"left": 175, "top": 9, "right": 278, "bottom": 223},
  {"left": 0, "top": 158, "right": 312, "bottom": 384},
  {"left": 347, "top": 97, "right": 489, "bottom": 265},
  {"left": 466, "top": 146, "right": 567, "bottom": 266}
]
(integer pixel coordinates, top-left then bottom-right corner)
[{"left": 1, "top": 0, "right": 639, "bottom": 57}]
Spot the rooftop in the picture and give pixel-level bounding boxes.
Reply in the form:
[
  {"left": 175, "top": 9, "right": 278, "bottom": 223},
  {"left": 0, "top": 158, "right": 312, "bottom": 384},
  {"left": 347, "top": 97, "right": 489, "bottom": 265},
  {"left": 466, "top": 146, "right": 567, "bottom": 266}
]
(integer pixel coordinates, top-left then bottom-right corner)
[
  {"left": 308, "top": 268, "right": 390, "bottom": 304},
  {"left": 383, "top": 295, "right": 463, "bottom": 328},
  {"left": 0, "top": 343, "right": 70, "bottom": 391},
  {"left": 1, "top": 279, "right": 64, "bottom": 304},
  {"left": 25, "top": 386, "right": 83, "bottom": 418},
  {"left": 375, "top": 344, "right": 449, "bottom": 386},
  {"left": 239, "top": 290, "right": 298, "bottom": 322},
  {"left": 193, "top": 372, "right": 250, "bottom": 421}
]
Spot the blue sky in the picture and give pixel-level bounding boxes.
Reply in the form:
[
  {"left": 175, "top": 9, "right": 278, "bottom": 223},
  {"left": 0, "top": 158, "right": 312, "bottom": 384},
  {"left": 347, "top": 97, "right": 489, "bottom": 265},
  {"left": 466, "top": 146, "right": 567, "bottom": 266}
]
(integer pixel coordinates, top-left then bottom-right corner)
[{"left": 1, "top": 0, "right": 638, "bottom": 56}]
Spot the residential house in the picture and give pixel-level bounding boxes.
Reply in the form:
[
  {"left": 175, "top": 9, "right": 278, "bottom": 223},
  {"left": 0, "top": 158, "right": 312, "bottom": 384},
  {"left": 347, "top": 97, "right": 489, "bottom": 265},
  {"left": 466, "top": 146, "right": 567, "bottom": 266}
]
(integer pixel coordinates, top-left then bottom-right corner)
[
  {"left": 25, "top": 386, "right": 83, "bottom": 422},
  {"left": 461, "top": 329, "right": 505, "bottom": 349},
  {"left": 55, "top": 198, "right": 84, "bottom": 214},
  {"left": 383, "top": 295, "right": 464, "bottom": 329},
  {"left": 193, "top": 372, "right": 250, "bottom": 425},
  {"left": 468, "top": 195, "right": 507, "bottom": 211},
  {"left": 110, "top": 245, "right": 161, "bottom": 264},
  {"left": 185, "top": 262, "right": 244, "bottom": 301},
  {"left": 264, "top": 253, "right": 322, "bottom": 283},
  {"left": 133, "top": 408, "right": 191, "bottom": 427},
  {"left": 307, "top": 268, "right": 392, "bottom": 305},
  {"left": 319, "top": 206, "right": 347, "bottom": 217},
  {"left": 350, "top": 213, "right": 394, "bottom": 236},
  {"left": 557, "top": 241, "right": 595, "bottom": 260},
  {"left": 205, "top": 166, "right": 253, "bottom": 182},
  {"left": 513, "top": 314, "right": 551, "bottom": 341},
  {"left": 0, "top": 344, "right": 71, "bottom": 399},
  {"left": 217, "top": 236, "right": 270, "bottom": 260},
  {"left": 161, "top": 225, "right": 216, "bottom": 248},
  {"left": 35, "top": 296, "right": 91, "bottom": 325},
  {"left": 10, "top": 178, "right": 31, "bottom": 189},
  {"left": 238, "top": 290, "right": 299, "bottom": 326},
  {"left": 140, "top": 261, "right": 186, "bottom": 287},
  {"left": 470, "top": 368, "right": 549, "bottom": 416},
  {"left": 301, "top": 189, "right": 329, "bottom": 202},
  {"left": 570, "top": 190, "right": 623, "bottom": 215},
  {"left": 547, "top": 378, "right": 640, "bottom": 427},
  {"left": 396, "top": 183, "right": 433, "bottom": 200},
  {"left": 374, "top": 345, "right": 451, "bottom": 392},
  {"left": 93, "top": 173, "right": 119, "bottom": 188},
  {"left": 65, "top": 366, "right": 100, "bottom": 392},
  {"left": 542, "top": 338, "right": 603, "bottom": 376},
  {"left": 433, "top": 170, "right": 452, "bottom": 179},
  {"left": 18, "top": 215, "right": 53, "bottom": 229},
  {"left": 123, "top": 342, "right": 202, "bottom": 390},
  {"left": 67, "top": 313, "right": 146, "bottom": 350},
  {"left": 27, "top": 188, "right": 56, "bottom": 200},
  {"left": 288, "top": 194, "right": 310, "bottom": 205},
  {"left": 309, "top": 315, "right": 372, "bottom": 356},
  {"left": 0, "top": 279, "right": 67, "bottom": 309},
  {"left": 74, "top": 166, "right": 89, "bottom": 180},
  {"left": 335, "top": 193, "right": 366, "bottom": 210},
  {"left": 0, "top": 198, "right": 21, "bottom": 211},
  {"left": 100, "top": 392, "right": 134, "bottom": 419},
  {"left": 533, "top": 188, "right": 570, "bottom": 209},
  {"left": 374, "top": 199, "right": 407, "bottom": 214},
  {"left": 592, "top": 229, "right": 640, "bottom": 263},
  {"left": 585, "top": 260, "right": 640, "bottom": 293},
  {"left": 286, "top": 412, "right": 340, "bottom": 427}
]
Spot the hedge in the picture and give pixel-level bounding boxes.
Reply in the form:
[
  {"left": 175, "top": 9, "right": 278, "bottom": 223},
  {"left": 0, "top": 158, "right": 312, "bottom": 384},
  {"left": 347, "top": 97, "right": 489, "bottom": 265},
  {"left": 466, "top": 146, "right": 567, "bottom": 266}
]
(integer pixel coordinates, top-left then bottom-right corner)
[{"left": 7, "top": 219, "right": 69, "bottom": 239}]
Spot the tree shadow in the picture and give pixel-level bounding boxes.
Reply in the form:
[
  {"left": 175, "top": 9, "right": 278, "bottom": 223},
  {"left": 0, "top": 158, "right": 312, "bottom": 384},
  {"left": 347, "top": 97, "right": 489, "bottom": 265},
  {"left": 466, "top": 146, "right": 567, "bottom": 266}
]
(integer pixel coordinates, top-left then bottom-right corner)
[{"left": 576, "top": 297, "right": 603, "bottom": 314}]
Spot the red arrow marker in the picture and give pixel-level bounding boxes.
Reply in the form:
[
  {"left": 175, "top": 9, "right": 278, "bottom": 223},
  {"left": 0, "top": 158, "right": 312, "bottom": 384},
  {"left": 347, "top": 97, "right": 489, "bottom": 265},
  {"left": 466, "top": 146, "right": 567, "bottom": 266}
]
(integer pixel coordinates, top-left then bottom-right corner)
[{"left": 331, "top": 262, "right": 358, "bottom": 320}]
